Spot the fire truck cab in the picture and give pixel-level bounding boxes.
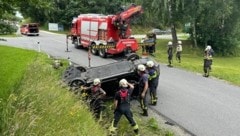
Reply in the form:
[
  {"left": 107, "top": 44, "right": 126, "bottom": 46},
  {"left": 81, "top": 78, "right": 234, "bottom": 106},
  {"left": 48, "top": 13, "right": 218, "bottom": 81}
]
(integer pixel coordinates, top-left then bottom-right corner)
[{"left": 70, "top": 4, "right": 143, "bottom": 58}]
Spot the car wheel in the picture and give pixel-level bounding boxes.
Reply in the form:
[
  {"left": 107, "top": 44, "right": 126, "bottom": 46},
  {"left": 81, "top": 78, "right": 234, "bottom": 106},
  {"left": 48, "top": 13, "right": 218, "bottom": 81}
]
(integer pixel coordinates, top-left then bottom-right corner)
[
  {"left": 76, "top": 66, "right": 87, "bottom": 72},
  {"left": 70, "top": 79, "right": 85, "bottom": 89},
  {"left": 91, "top": 43, "right": 98, "bottom": 55},
  {"left": 126, "top": 53, "right": 140, "bottom": 61}
]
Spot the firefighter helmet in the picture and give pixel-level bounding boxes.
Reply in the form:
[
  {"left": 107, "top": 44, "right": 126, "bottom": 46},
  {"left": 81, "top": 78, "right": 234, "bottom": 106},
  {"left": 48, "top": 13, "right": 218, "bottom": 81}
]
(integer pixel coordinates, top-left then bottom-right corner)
[
  {"left": 93, "top": 78, "right": 101, "bottom": 85},
  {"left": 137, "top": 64, "right": 146, "bottom": 71},
  {"left": 168, "top": 41, "right": 172, "bottom": 45},
  {"left": 146, "top": 61, "right": 154, "bottom": 68},
  {"left": 205, "top": 45, "right": 211, "bottom": 51},
  {"left": 119, "top": 79, "right": 128, "bottom": 87}
]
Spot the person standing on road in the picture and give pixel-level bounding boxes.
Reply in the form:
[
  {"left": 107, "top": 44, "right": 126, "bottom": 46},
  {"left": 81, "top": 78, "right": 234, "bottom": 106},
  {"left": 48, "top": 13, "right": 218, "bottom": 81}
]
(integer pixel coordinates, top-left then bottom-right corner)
[
  {"left": 203, "top": 45, "right": 214, "bottom": 77},
  {"left": 176, "top": 40, "right": 183, "bottom": 63},
  {"left": 137, "top": 64, "right": 149, "bottom": 116},
  {"left": 146, "top": 61, "right": 160, "bottom": 105},
  {"left": 167, "top": 41, "right": 173, "bottom": 67},
  {"left": 109, "top": 79, "right": 139, "bottom": 136}
]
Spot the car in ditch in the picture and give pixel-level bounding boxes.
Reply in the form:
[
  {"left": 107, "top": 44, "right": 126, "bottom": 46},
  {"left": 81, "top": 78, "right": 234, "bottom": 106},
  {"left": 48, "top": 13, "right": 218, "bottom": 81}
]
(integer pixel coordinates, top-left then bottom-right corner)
[{"left": 62, "top": 54, "right": 160, "bottom": 96}]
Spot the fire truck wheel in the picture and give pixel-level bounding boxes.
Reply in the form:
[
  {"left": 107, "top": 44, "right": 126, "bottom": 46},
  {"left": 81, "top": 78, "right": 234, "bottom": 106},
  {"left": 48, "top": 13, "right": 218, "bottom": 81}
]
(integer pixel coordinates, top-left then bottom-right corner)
[
  {"left": 91, "top": 43, "right": 98, "bottom": 55},
  {"left": 99, "top": 49, "right": 107, "bottom": 58},
  {"left": 74, "top": 39, "right": 82, "bottom": 49}
]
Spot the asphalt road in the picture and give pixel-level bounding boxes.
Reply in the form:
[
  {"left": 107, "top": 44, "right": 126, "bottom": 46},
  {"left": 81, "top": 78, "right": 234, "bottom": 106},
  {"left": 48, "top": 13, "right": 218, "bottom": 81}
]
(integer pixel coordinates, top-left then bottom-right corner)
[{"left": 1, "top": 31, "right": 240, "bottom": 136}]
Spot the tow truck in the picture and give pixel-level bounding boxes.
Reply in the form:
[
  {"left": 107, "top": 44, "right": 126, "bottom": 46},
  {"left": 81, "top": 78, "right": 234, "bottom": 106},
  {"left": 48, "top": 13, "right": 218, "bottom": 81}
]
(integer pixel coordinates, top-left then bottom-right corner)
[{"left": 69, "top": 4, "right": 143, "bottom": 58}]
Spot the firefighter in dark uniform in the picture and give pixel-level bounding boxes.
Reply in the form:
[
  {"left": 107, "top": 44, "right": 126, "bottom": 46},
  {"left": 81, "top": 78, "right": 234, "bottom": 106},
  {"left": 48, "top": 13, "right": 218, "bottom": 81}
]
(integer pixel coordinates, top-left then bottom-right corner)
[
  {"left": 137, "top": 64, "right": 149, "bottom": 116},
  {"left": 167, "top": 41, "right": 173, "bottom": 67},
  {"left": 203, "top": 45, "right": 214, "bottom": 77},
  {"left": 109, "top": 79, "right": 139, "bottom": 136},
  {"left": 82, "top": 78, "right": 106, "bottom": 120},
  {"left": 146, "top": 60, "right": 159, "bottom": 105}
]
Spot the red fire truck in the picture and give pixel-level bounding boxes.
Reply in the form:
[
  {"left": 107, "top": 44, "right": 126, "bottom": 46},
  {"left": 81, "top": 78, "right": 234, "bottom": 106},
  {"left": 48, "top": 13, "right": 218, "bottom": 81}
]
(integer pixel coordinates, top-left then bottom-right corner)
[
  {"left": 20, "top": 23, "right": 39, "bottom": 36},
  {"left": 69, "top": 4, "right": 143, "bottom": 58}
]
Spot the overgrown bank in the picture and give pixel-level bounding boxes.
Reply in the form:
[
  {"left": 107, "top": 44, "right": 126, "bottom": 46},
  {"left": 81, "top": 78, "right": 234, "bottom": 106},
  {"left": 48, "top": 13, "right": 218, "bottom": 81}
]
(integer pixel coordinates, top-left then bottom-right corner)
[
  {"left": 0, "top": 46, "right": 106, "bottom": 136},
  {"left": 0, "top": 45, "right": 174, "bottom": 136}
]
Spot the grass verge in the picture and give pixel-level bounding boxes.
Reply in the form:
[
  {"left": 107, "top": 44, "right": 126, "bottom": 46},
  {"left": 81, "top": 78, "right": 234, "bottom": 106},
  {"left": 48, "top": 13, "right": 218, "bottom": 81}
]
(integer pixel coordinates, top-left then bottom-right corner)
[
  {"left": 140, "top": 39, "right": 240, "bottom": 86},
  {"left": 0, "top": 46, "right": 106, "bottom": 136}
]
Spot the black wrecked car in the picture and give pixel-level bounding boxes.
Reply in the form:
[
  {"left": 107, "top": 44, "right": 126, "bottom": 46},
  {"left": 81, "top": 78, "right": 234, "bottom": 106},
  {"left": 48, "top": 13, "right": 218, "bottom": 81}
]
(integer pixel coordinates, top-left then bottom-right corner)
[{"left": 62, "top": 54, "right": 160, "bottom": 96}]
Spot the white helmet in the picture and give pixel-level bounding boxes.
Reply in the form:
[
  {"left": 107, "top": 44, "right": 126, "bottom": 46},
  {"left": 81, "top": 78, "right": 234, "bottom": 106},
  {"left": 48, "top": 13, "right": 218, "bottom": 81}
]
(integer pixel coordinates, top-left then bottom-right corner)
[
  {"left": 137, "top": 64, "right": 146, "bottom": 71},
  {"left": 146, "top": 61, "right": 154, "bottom": 68},
  {"left": 205, "top": 45, "right": 211, "bottom": 51},
  {"left": 119, "top": 79, "right": 128, "bottom": 87},
  {"left": 93, "top": 78, "right": 101, "bottom": 85},
  {"left": 178, "top": 41, "right": 182, "bottom": 44},
  {"left": 168, "top": 41, "right": 172, "bottom": 46}
]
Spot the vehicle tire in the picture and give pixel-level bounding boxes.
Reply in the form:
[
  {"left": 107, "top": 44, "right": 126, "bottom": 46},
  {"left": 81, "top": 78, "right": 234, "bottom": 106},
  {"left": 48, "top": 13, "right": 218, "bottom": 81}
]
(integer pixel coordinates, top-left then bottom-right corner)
[
  {"left": 126, "top": 53, "right": 140, "bottom": 61},
  {"left": 91, "top": 43, "right": 98, "bottom": 55},
  {"left": 76, "top": 66, "right": 87, "bottom": 72},
  {"left": 70, "top": 79, "right": 85, "bottom": 89},
  {"left": 99, "top": 49, "right": 107, "bottom": 58},
  {"left": 74, "top": 39, "right": 80, "bottom": 49},
  {"left": 123, "top": 47, "right": 132, "bottom": 56}
]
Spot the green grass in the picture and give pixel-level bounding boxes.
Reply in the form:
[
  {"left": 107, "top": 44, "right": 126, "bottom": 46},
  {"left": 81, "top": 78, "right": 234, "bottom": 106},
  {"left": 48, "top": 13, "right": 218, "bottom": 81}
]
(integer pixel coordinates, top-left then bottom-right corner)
[
  {"left": 0, "top": 46, "right": 107, "bottom": 136},
  {"left": 0, "top": 34, "right": 20, "bottom": 37},
  {"left": 0, "top": 46, "right": 37, "bottom": 102},
  {"left": 142, "top": 39, "right": 240, "bottom": 86}
]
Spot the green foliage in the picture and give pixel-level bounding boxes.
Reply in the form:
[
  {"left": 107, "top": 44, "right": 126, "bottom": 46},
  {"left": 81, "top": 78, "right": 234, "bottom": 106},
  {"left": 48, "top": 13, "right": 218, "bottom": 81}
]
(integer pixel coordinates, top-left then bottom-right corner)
[
  {"left": 147, "top": 118, "right": 159, "bottom": 130},
  {"left": 0, "top": 46, "right": 107, "bottom": 135},
  {"left": 0, "top": 21, "right": 18, "bottom": 35},
  {"left": 185, "top": 0, "right": 240, "bottom": 56},
  {"left": 0, "top": 0, "right": 16, "bottom": 18},
  {"left": 0, "top": 45, "right": 37, "bottom": 133}
]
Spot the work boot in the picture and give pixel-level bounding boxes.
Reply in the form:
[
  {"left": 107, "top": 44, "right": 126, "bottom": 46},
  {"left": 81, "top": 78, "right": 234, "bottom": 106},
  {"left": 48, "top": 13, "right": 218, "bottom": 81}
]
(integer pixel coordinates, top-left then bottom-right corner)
[
  {"left": 141, "top": 109, "right": 148, "bottom": 116},
  {"left": 133, "top": 124, "right": 139, "bottom": 135},
  {"left": 109, "top": 126, "right": 117, "bottom": 136}
]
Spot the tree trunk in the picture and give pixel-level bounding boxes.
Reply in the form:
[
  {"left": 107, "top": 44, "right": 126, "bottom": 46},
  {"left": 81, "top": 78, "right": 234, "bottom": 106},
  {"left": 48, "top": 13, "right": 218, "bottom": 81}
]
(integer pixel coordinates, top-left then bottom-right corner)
[
  {"left": 171, "top": 23, "right": 178, "bottom": 47},
  {"left": 191, "top": 19, "right": 198, "bottom": 48}
]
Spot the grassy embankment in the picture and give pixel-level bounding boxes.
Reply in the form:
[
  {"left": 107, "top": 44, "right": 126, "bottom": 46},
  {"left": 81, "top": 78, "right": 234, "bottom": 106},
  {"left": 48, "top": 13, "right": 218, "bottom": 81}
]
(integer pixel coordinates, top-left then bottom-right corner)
[
  {"left": 0, "top": 45, "right": 106, "bottom": 136},
  {"left": 143, "top": 38, "right": 240, "bottom": 86},
  {"left": 0, "top": 45, "right": 173, "bottom": 136}
]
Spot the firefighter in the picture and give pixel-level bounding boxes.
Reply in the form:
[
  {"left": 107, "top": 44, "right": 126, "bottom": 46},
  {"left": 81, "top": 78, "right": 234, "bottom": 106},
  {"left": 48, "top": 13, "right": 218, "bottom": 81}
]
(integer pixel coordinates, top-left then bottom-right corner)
[
  {"left": 146, "top": 32, "right": 156, "bottom": 55},
  {"left": 82, "top": 78, "right": 106, "bottom": 119},
  {"left": 137, "top": 64, "right": 149, "bottom": 116},
  {"left": 109, "top": 79, "right": 139, "bottom": 136},
  {"left": 203, "top": 45, "right": 214, "bottom": 77},
  {"left": 176, "top": 40, "right": 183, "bottom": 63},
  {"left": 146, "top": 61, "right": 159, "bottom": 105},
  {"left": 167, "top": 41, "right": 173, "bottom": 67},
  {"left": 82, "top": 78, "right": 106, "bottom": 98}
]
